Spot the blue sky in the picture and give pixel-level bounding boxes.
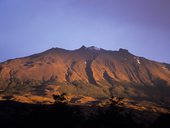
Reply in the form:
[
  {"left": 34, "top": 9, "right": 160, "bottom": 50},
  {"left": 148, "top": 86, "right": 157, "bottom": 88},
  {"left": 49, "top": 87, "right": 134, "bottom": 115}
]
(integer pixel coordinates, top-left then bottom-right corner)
[{"left": 0, "top": 0, "right": 170, "bottom": 63}]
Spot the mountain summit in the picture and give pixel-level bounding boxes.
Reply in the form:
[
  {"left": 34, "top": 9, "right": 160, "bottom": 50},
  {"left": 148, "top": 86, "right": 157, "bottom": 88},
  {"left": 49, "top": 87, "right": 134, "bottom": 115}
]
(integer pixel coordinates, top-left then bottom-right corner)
[
  {"left": 0, "top": 46, "right": 170, "bottom": 105},
  {"left": 79, "top": 45, "right": 101, "bottom": 50}
]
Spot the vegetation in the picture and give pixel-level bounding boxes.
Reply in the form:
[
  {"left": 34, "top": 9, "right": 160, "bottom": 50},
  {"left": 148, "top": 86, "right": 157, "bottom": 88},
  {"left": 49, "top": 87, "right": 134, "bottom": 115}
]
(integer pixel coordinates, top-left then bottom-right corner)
[
  {"left": 110, "top": 96, "right": 125, "bottom": 106},
  {"left": 2, "top": 95, "right": 13, "bottom": 100},
  {"left": 0, "top": 100, "right": 169, "bottom": 128},
  {"left": 0, "top": 77, "right": 42, "bottom": 95},
  {"left": 53, "top": 93, "right": 67, "bottom": 104}
]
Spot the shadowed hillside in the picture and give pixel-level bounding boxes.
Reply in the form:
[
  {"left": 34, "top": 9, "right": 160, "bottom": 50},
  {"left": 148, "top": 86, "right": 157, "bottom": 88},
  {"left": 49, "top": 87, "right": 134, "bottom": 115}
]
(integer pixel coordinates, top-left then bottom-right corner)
[{"left": 0, "top": 100, "right": 170, "bottom": 128}]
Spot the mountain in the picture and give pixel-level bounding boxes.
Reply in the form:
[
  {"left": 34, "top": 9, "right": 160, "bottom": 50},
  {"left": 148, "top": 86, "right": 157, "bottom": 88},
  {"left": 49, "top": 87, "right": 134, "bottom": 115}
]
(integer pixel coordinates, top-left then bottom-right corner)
[{"left": 0, "top": 46, "right": 170, "bottom": 106}]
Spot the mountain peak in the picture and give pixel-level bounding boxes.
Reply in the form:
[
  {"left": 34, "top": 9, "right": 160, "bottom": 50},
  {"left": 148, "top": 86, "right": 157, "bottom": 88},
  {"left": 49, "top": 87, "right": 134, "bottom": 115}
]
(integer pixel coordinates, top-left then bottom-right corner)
[
  {"left": 87, "top": 46, "right": 101, "bottom": 51},
  {"left": 117, "top": 48, "right": 133, "bottom": 56},
  {"left": 118, "top": 48, "right": 129, "bottom": 53},
  {"left": 79, "top": 45, "right": 101, "bottom": 51},
  {"left": 79, "top": 45, "right": 86, "bottom": 50}
]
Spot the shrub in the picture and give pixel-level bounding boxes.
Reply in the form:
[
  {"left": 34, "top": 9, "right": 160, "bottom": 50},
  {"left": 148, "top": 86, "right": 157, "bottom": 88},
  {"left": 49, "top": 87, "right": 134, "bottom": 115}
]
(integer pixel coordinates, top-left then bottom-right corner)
[{"left": 53, "top": 93, "right": 67, "bottom": 104}]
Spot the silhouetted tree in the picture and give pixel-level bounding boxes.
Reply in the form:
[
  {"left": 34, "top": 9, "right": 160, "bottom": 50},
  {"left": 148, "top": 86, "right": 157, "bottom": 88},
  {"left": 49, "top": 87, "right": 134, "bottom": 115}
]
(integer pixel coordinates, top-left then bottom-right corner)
[
  {"left": 2, "top": 95, "right": 13, "bottom": 100},
  {"left": 110, "top": 96, "right": 124, "bottom": 106},
  {"left": 53, "top": 93, "right": 67, "bottom": 104}
]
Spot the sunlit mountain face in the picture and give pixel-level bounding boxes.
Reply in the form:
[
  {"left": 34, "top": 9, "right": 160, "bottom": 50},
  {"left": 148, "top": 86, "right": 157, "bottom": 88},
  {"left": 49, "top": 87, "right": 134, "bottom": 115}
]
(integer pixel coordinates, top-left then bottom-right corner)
[
  {"left": 0, "top": 46, "right": 170, "bottom": 105},
  {"left": 0, "top": 46, "right": 170, "bottom": 128}
]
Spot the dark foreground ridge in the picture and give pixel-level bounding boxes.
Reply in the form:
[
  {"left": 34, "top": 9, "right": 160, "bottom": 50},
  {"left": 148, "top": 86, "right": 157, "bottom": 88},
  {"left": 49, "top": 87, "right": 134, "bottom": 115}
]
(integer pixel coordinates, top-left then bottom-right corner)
[{"left": 0, "top": 100, "right": 170, "bottom": 128}]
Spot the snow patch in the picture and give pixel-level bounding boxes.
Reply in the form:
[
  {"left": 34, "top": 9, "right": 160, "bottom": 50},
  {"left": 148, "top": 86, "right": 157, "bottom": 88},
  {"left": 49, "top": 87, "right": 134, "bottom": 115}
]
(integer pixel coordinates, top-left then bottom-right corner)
[
  {"left": 134, "top": 57, "right": 141, "bottom": 64},
  {"left": 137, "top": 58, "right": 140, "bottom": 64},
  {"left": 87, "top": 46, "right": 101, "bottom": 51},
  {"left": 162, "top": 66, "right": 167, "bottom": 70}
]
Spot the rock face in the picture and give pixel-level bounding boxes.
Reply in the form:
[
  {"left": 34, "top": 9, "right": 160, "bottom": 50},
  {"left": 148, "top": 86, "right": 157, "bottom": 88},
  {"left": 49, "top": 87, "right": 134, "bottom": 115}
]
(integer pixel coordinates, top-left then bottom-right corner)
[{"left": 0, "top": 46, "right": 170, "bottom": 105}]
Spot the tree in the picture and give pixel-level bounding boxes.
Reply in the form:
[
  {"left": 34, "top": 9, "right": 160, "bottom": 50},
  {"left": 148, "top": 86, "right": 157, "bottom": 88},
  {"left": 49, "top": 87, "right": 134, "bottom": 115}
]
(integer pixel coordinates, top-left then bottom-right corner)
[
  {"left": 53, "top": 93, "right": 67, "bottom": 104},
  {"left": 110, "top": 96, "right": 124, "bottom": 106},
  {"left": 2, "top": 95, "right": 13, "bottom": 100}
]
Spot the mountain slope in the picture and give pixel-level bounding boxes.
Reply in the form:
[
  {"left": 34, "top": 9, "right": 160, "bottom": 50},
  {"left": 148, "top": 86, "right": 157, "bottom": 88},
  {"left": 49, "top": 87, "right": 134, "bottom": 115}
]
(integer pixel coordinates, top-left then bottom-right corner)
[{"left": 0, "top": 46, "right": 170, "bottom": 105}]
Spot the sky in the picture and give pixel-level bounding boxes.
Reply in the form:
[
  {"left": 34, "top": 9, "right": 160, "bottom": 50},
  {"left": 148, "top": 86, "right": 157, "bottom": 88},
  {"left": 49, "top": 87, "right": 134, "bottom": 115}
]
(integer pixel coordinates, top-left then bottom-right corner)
[{"left": 0, "top": 0, "right": 170, "bottom": 63}]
